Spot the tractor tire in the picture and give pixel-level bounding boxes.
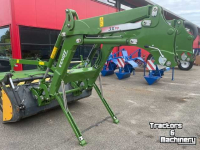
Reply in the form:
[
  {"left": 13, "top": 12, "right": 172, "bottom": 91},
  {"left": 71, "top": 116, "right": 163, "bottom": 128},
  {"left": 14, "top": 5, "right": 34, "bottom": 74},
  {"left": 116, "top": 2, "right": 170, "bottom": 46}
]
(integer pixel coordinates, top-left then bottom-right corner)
[
  {"left": 0, "top": 101, "right": 2, "bottom": 112},
  {"left": 147, "top": 54, "right": 154, "bottom": 61},
  {"left": 184, "top": 21, "right": 198, "bottom": 39},
  {"left": 148, "top": 53, "right": 194, "bottom": 71},
  {"left": 0, "top": 92, "right": 2, "bottom": 112},
  {"left": 178, "top": 61, "right": 194, "bottom": 70}
]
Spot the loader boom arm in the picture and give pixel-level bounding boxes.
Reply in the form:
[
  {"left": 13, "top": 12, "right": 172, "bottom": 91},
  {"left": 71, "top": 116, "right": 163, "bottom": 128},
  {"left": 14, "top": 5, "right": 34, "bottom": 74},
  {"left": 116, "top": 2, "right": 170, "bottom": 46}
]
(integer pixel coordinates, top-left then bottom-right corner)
[
  {"left": 11, "top": 5, "right": 178, "bottom": 95},
  {"left": 5, "top": 5, "right": 179, "bottom": 146}
]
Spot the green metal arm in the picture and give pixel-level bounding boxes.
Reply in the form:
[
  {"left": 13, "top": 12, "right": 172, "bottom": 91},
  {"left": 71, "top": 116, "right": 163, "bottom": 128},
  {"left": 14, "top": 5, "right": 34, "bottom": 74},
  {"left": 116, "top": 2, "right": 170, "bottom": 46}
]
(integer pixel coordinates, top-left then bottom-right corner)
[
  {"left": 8, "top": 5, "right": 183, "bottom": 145},
  {"left": 169, "top": 19, "right": 195, "bottom": 63},
  {"left": 10, "top": 5, "right": 180, "bottom": 106},
  {"left": 9, "top": 59, "right": 48, "bottom": 71}
]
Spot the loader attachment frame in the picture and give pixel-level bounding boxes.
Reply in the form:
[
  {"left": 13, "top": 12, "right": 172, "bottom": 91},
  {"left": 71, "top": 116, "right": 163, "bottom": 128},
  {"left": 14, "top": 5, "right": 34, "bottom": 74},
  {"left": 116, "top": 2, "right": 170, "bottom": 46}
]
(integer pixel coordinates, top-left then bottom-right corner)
[
  {"left": 1, "top": 5, "right": 179, "bottom": 146},
  {"left": 169, "top": 19, "right": 195, "bottom": 63}
]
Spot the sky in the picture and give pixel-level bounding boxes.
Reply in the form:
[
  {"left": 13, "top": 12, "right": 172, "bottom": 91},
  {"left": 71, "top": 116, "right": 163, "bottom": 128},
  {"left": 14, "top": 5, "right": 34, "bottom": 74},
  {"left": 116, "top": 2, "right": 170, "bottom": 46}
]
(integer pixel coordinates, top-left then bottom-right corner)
[
  {"left": 150, "top": 0, "right": 200, "bottom": 27},
  {"left": 0, "top": 28, "right": 9, "bottom": 42}
]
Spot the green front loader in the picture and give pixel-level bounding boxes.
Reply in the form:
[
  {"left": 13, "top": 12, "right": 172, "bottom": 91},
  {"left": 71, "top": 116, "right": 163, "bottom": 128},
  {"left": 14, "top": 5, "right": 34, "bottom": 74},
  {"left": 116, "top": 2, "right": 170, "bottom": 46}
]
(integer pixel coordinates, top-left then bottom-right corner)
[
  {"left": 0, "top": 5, "right": 183, "bottom": 146},
  {"left": 169, "top": 19, "right": 198, "bottom": 70}
]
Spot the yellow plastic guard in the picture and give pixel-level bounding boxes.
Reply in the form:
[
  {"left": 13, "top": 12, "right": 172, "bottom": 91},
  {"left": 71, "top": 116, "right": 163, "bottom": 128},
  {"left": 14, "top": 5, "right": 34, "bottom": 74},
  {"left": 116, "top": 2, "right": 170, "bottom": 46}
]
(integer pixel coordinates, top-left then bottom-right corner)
[
  {"left": 2, "top": 90, "right": 13, "bottom": 121},
  {"left": 39, "top": 61, "right": 44, "bottom": 65},
  {"left": 100, "top": 17, "right": 104, "bottom": 27},
  {"left": 50, "top": 47, "right": 58, "bottom": 59}
]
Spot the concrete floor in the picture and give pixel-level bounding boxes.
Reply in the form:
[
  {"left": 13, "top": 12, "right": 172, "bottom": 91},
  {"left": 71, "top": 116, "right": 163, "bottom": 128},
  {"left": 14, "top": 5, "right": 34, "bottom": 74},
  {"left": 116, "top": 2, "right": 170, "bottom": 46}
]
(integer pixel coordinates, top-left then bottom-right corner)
[{"left": 0, "top": 66, "right": 200, "bottom": 150}]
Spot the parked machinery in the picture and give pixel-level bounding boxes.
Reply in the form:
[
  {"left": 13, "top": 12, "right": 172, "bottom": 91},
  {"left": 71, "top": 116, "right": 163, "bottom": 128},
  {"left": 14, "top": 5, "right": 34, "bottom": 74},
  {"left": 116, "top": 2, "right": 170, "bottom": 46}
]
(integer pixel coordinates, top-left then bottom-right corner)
[
  {"left": 144, "top": 59, "right": 172, "bottom": 85},
  {"left": 0, "top": 5, "right": 181, "bottom": 146},
  {"left": 101, "top": 48, "right": 145, "bottom": 79}
]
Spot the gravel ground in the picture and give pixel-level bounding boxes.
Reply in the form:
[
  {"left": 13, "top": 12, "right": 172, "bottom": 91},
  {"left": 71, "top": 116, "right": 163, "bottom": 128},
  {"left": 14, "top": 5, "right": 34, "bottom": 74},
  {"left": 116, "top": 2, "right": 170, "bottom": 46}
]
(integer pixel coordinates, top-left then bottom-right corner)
[{"left": 0, "top": 66, "right": 200, "bottom": 150}]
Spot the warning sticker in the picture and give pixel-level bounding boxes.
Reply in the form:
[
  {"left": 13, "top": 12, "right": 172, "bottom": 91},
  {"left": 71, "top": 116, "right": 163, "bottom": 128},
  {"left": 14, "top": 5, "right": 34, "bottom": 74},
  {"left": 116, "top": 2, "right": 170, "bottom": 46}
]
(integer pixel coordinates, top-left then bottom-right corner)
[
  {"left": 100, "top": 17, "right": 104, "bottom": 27},
  {"left": 17, "top": 59, "right": 19, "bottom": 63},
  {"left": 39, "top": 61, "right": 44, "bottom": 65},
  {"left": 50, "top": 47, "right": 58, "bottom": 59}
]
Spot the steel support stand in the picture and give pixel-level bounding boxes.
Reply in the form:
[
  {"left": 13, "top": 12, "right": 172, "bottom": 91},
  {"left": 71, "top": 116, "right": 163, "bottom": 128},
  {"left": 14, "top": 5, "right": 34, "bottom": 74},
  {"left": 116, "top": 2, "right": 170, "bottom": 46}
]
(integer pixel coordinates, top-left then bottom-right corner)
[
  {"left": 172, "top": 67, "right": 174, "bottom": 81},
  {"left": 55, "top": 92, "right": 86, "bottom": 146},
  {"left": 98, "top": 73, "right": 104, "bottom": 97},
  {"left": 93, "top": 83, "right": 119, "bottom": 124}
]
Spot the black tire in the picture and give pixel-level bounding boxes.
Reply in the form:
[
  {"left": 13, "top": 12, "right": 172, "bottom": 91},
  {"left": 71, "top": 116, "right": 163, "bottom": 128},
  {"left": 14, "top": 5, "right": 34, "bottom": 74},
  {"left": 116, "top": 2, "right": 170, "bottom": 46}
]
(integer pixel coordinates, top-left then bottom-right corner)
[
  {"left": 0, "top": 102, "right": 2, "bottom": 112},
  {"left": 147, "top": 54, "right": 154, "bottom": 61},
  {"left": 0, "top": 92, "right": 2, "bottom": 112},
  {"left": 148, "top": 54, "right": 194, "bottom": 71},
  {"left": 184, "top": 21, "right": 198, "bottom": 40},
  {"left": 178, "top": 61, "right": 194, "bottom": 70}
]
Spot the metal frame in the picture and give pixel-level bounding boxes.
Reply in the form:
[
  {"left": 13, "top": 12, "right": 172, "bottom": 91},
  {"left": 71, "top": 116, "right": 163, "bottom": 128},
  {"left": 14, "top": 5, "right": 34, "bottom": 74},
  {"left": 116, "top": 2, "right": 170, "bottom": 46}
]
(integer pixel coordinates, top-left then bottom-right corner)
[{"left": 6, "top": 5, "right": 180, "bottom": 145}]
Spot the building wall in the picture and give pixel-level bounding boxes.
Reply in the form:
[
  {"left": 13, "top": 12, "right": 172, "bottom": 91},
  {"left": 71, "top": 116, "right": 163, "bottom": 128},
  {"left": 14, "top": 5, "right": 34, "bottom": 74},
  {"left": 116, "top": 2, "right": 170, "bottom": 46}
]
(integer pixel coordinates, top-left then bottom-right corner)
[
  {"left": 193, "top": 35, "right": 200, "bottom": 49},
  {"left": 0, "top": 0, "right": 12, "bottom": 27},
  {"left": 9, "top": 0, "right": 119, "bottom": 70},
  {"left": 12, "top": 0, "right": 117, "bottom": 30}
]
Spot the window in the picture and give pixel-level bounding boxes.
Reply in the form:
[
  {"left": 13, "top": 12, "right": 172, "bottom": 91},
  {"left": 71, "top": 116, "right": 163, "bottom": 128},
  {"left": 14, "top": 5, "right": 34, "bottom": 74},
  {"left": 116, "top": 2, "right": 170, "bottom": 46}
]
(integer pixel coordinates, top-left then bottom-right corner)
[
  {"left": 19, "top": 26, "right": 95, "bottom": 70},
  {"left": 19, "top": 26, "right": 60, "bottom": 70},
  {"left": 95, "top": 0, "right": 116, "bottom": 7},
  {"left": 0, "top": 26, "right": 11, "bottom": 72}
]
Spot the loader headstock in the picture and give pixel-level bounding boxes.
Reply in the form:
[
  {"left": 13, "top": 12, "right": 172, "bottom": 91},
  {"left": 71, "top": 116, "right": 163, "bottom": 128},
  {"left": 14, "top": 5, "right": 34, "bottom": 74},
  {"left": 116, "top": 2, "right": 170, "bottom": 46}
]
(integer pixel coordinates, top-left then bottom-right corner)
[
  {"left": 0, "top": 5, "right": 183, "bottom": 146},
  {"left": 8, "top": 5, "right": 179, "bottom": 98},
  {"left": 168, "top": 19, "right": 196, "bottom": 63}
]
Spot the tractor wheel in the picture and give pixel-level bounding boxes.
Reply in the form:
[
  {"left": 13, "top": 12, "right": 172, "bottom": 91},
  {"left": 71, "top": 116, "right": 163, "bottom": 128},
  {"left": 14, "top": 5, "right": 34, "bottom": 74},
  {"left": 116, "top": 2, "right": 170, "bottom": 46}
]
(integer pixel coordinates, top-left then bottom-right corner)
[
  {"left": 124, "top": 64, "right": 134, "bottom": 73},
  {"left": 178, "top": 61, "right": 194, "bottom": 70},
  {"left": 147, "top": 54, "right": 154, "bottom": 61},
  {"left": 184, "top": 21, "right": 198, "bottom": 39},
  {"left": 0, "top": 92, "right": 2, "bottom": 112}
]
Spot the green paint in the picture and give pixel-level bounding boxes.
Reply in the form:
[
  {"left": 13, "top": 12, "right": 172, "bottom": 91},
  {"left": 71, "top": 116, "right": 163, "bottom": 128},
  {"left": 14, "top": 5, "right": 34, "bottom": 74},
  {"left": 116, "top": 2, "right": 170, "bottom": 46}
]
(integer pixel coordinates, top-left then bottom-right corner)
[
  {"left": 0, "top": 5, "right": 194, "bottom": 145},
  {"left": 169, "top": 19, "right": 195, "bottom": 63}
]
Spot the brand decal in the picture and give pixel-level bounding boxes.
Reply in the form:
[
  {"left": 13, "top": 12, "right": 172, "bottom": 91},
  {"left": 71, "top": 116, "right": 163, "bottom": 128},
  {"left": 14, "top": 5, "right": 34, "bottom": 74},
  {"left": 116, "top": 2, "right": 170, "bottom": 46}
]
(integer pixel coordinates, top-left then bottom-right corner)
[
  {"left": 108, "top": 26, "right": 119, "bottom": 32},
  {"left": 59, "top": 50, "right": 68, "bottom": 67}
]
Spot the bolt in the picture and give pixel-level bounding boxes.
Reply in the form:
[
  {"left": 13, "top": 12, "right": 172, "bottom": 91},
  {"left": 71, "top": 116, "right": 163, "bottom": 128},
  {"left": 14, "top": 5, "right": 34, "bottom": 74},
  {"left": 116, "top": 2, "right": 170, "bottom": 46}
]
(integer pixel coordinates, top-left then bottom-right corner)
[
  {"left": 79, "top": 136, "right": 84, "bottom": 141},
  {"left": 187, "top": 58, "right": 190, "bottom": 61},
  {"left": 76, "top": 38, "right": 82, "bottom": 43},
  {"left": 66, "top": 9, "right": 69, "bottom": 13},
  {"left": 166, "top": 61, "right": 171, "bottom": 66},
  {"left": 67, "top": 24, "right": 71, "bottom": 28},
  {"left": 130, "top": 39, "right": 137, "bottom": 45},
  {"left": 61, "top": 32, "right": 66, "bottom": 37}
]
